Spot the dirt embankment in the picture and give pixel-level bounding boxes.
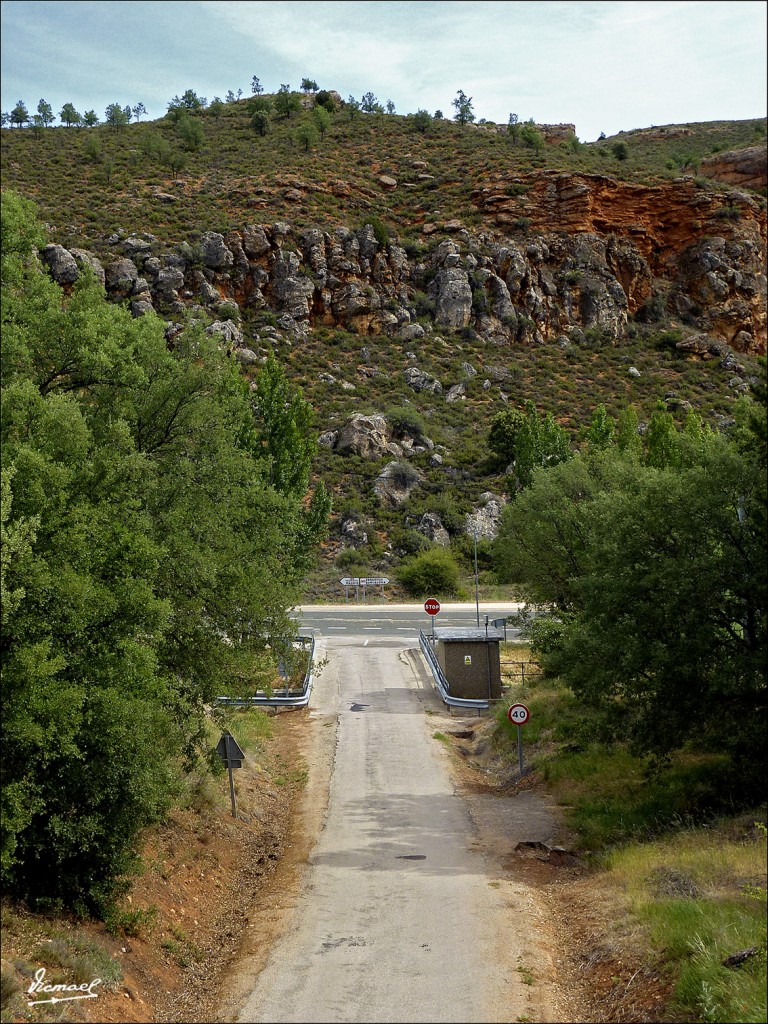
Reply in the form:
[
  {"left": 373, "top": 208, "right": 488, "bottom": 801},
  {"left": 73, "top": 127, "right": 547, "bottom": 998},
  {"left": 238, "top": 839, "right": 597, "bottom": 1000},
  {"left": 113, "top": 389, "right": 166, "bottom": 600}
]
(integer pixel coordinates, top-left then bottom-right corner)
[{"left": 2, "top": 709, "right": 672, "bottom": 1024}]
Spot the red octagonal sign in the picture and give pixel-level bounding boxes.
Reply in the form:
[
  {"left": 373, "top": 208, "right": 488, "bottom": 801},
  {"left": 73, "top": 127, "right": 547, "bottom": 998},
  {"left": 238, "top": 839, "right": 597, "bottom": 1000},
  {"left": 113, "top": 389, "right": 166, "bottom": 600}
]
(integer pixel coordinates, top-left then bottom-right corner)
[{"left": 424, "top": 598, "right": 441, "bottom": 615}]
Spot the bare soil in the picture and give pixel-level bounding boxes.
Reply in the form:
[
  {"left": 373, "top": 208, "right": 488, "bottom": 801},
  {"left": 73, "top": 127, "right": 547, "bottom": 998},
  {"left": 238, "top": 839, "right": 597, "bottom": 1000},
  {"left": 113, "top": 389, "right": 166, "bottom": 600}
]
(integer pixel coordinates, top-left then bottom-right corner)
[{"left": 1, "top": 706, "right": 674, "bottom": 1024}]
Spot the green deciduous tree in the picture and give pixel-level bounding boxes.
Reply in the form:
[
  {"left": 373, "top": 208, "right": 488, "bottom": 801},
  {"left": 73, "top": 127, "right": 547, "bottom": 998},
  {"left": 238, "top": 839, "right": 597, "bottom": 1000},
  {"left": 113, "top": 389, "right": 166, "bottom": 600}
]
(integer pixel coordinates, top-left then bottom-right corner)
[
  {"left": 250, "top": 110, "right": 270, "bottom": 136},
  {"left": 35, "top": 99, "right": 54, "bottom": 128},
  {"left": 176, "top": 112, "right": 205, "bottom": 151},
  {"left": 104, "top": 102, "right": 131, "bottom": 129},
  {"left": 301, "top": 78, "right": 318, "bottom": 93},
  {"left": 250, "top": 355, "right": 317, "bottom": 496},
  {"left": 275, "top": 84, "right": 301, "bottom": 119},
  {"left": 58, "top": 102, "right": 80, "bottom": 128},
  {"left": 520, "top": 119, "right": 544, "bottom": 154},
  {"left": 507, "top": 112, "right": 520, "bottom": 145},
  {"left": 585, "top": 404, "right": 615, "bottom": 449},
  {"left": 508, "top": 401, "right": 572, "bottom": 489},
  {"left": 315, "top": 90, "right": 335, "bottom": 113},
  {"left": 452, "top": 89, "right": 475, "bottom": 126},
  {"left": 82, "top": 109, "right": 98, "bottom": 127},
  {"left": 493, "top": 398, "right": 767, "bottom": 787},
  {"left": 82, "top": 133, "right": 103, "bottom": 164},
  {"left": 0, "top": 191, "right": 329, "bottom": 912},
  {"left": 131, "top": 102, "right": 147, "bottom": 121},
  {"left": 168, "top": 89, "right": 206, "bottom": 111},
  {"left": 251, "top": 76, "right": 263, "bottom": 95},
  {"left": 360, "top": 91, "right": 379, "bottom": 114},
  {"left": 295, "top": 121, "right": 319, "bottom": 152},
  {"left": 312, "top": 104, "right": 331, "bottom": 139},
  {"left": 488, "top": 407, "right": 526, "bottom": 468},
  {"left": 10, "top": 100, "right": 29, "bottom": 128}
]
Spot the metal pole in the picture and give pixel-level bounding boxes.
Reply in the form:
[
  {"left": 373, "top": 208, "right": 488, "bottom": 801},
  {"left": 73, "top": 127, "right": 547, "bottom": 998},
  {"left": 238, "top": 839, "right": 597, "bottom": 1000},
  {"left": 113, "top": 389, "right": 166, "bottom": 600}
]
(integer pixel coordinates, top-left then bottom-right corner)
[
  {"left": 227, "top": 764, "right": 237, "bottom": 818},
  {"left": 474, "top": 529, "right": 480, "bottom": 626},
  {"left": 517, "top": 725, "right": 524, "bottom": 775}
]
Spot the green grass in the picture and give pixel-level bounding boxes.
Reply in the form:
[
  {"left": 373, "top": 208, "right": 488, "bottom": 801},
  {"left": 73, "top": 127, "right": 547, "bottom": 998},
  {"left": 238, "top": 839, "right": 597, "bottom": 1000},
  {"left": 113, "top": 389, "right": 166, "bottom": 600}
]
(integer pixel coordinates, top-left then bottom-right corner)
[
  {"left": 604, "top": 822, "right": 767, "bottom": 1024},
  {"left": 215, "top": 707, "right": 273, "bottom": 751},
  {"left": 490, "top": 662, "right": 767, "bottom": 1023}
]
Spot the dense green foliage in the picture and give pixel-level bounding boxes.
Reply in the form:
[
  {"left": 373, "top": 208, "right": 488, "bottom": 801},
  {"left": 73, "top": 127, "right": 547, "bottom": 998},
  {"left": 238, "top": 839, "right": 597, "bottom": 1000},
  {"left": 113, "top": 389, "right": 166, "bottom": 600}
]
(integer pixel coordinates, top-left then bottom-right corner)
[
  {"left": 494, "top": 388, "right": 767, "bottom": 790},
  {"left": 0, "top": 191, "right": 329, "bottom": 913},
  {"left": 398, "top": 547, "right": 463, "bottom": 597}
]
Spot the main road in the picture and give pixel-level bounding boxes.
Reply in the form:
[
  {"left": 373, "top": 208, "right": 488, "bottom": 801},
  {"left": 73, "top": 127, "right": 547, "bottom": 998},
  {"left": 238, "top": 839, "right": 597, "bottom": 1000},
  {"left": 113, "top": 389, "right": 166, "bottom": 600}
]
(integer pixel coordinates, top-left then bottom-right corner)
[
  {"left": 294, "top": 601, "right": 524, "bottom": 644},
  {"left": 231, "top": 602, "right": 564, "bottom": 1024}
]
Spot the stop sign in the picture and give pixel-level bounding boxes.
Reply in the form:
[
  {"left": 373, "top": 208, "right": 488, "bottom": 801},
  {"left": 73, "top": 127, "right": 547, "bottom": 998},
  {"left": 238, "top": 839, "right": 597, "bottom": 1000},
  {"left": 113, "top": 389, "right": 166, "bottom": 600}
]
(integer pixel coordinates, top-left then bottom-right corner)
[{"left": 424, "top": 598, "right": 441, "bottom": 615}]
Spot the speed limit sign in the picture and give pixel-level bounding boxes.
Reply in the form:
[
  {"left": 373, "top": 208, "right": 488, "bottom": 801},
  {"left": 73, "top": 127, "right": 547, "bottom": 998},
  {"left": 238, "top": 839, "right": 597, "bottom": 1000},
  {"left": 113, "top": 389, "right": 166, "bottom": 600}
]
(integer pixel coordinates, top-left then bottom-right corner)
[{"left": 507, "top": 703, "right": 530, "bottom": 725}]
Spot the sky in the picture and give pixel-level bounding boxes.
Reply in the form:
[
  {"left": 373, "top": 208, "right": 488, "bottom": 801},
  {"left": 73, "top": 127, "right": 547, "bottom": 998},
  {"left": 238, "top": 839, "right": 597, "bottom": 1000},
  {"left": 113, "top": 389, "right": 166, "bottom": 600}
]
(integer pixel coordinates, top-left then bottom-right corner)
[{"left": 1, "top": 0, "right": 766, "bottom": 143}]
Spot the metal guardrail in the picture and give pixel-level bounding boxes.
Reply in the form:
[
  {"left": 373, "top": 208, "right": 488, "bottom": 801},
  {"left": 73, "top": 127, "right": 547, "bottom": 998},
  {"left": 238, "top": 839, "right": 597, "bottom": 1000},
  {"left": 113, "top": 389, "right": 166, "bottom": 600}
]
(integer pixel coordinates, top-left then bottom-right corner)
[
  {"left": 419, "top": 630, "right": 490, "bottom": 711},
  {"left": 214, "top": 636, "right": 316, "bottom": 709}
]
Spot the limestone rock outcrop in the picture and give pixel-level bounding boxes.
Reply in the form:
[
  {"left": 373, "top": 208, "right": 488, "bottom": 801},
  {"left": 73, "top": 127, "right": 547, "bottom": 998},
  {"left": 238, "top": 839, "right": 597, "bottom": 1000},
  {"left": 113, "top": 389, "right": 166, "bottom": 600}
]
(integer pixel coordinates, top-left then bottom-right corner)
[
  {"left": 38, "top": 168, "right": 767, "bottom": 354},
  {"left": 700, "top": 146, "right": 768, "bottom": 191}
]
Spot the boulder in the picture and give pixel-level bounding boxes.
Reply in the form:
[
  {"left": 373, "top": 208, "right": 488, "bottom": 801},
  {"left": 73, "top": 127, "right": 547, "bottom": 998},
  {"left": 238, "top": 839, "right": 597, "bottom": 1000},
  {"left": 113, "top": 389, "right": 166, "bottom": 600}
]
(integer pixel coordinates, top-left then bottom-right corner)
[
  {"left": 433, "top": 267, "right": 473, "bottom": 329},
  {"left": 404, "top": 367, "right": 442, "bottom": 394},
  {"left": 465, "top": 495, "right": 505, "bottom": 540},
  {"left": 336, "top": 413, "right": 391, "bottom": 458},
  {"left": 70, "top": 249, "right": 105, "bottom": 287},
  {"left": 199, "top": 231, "right": 234, "bottom": 270},
  {"left": 104, "top": 257, "right": 139, "bottom": 297},
  {"left": 417, "top": 513, "right": 450, "bottom": 547},
  {"left": 700, "top": 145, "right": 768, "bottom": 191},
  {"left": 374, "top": 461, "right": 423, "bottom": 507},
  {"left": 40, "top": 244, "right": 79, "bottom": 285}
]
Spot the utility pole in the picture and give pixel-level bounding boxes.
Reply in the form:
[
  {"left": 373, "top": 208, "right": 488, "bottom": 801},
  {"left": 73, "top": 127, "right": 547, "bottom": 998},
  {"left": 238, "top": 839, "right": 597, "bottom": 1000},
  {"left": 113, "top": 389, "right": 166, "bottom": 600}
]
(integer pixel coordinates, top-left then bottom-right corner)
[{"left": 473, "top": 528, "right": 480, "bottom": 627}]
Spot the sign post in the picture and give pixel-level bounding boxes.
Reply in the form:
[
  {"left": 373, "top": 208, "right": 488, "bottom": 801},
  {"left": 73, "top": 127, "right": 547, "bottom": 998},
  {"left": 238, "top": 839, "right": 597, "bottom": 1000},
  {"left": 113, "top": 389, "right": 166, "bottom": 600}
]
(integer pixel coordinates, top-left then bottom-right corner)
[
  {"left": 216, "top": 731, "right": 246, "bottom": 818},
  {"left": 507, "top": 703, "right": 530, "bottom": 774},
  {"left": 340, "top": 577, "right": 389, "bottom": 602},
  {"left": 424, "top": 597, "right": 440, "bottom": 638}
]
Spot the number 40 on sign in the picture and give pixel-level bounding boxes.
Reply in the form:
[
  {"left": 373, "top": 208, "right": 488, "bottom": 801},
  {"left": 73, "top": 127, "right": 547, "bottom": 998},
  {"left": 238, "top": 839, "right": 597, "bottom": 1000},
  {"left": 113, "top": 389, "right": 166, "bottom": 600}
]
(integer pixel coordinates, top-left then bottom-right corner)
[
  {"left": 507, "top": 703, "right": 530, "bottom": 725},
  {"left": 508, "top": 704, "right": 530, "bottom": 774}
]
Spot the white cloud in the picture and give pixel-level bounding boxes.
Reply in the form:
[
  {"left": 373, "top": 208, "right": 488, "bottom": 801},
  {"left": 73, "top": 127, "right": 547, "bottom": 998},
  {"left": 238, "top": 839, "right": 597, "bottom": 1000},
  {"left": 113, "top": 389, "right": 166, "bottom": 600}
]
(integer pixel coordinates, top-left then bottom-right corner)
[{"left": 2, "top": 0, "right": 765, "bottom": 139}]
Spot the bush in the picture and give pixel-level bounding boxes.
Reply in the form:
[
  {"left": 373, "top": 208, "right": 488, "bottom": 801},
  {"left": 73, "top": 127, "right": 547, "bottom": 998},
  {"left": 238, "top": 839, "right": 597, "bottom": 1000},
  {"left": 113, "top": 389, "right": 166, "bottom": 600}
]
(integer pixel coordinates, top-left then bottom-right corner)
[
  {"left": 315, "top": 90, "right": 336, "bottom": 113},
  {"left": 386, "top": 404, "right": 427, "bottom": 440},
  {"left": 367, "top": 215, "right": 389, "bottom": 248},
  {"left": 398, "top": 547, "right": 462, "bottom": 597}
]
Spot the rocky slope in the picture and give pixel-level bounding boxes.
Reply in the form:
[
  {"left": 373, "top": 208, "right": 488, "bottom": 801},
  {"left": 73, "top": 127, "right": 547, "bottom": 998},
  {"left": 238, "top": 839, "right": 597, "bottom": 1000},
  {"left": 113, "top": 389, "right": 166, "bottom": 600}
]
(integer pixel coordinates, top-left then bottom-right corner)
[{"left": 39, "top": 168, "right": 766, "bottom": 360}]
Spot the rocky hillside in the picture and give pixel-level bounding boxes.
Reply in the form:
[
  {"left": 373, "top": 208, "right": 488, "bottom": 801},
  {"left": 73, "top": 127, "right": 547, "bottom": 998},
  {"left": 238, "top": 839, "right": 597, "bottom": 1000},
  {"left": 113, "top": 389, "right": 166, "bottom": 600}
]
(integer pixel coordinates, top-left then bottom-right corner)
[
  {"left": 38, "top": 168, "right": 766, "bottom": 352},
  {"left": 2, "top": 103, "right": 766, "bottom": 594}
]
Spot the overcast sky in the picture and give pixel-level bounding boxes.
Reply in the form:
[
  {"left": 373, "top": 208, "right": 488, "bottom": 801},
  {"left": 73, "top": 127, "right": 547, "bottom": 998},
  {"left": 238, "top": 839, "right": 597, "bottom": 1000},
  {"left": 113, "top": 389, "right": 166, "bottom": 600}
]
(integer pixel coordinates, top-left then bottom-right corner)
[{"left": 1, "top": 0, "right": 766, "bottom": 142}]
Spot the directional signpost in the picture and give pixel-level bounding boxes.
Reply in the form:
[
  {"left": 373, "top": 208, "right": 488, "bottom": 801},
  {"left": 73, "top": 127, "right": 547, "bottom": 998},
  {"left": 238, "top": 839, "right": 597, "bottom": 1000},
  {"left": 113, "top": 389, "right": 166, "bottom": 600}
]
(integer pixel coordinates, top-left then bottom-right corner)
[
  {"left": 507, "top": 703, "right": 530, "bottom": 775},
  {"left": 216, "top": 731, "right": 246, "bottom": 818},
  {"left": 340, "top": 576, "right": 390, "bottom": 601}
]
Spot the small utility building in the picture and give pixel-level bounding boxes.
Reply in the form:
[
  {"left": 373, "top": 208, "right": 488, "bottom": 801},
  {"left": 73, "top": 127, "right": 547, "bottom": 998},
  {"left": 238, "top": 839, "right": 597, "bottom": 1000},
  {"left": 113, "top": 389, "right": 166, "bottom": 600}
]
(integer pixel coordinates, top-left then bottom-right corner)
[{"left": 432, "top": 626, "right": 503, "bottom": 700}]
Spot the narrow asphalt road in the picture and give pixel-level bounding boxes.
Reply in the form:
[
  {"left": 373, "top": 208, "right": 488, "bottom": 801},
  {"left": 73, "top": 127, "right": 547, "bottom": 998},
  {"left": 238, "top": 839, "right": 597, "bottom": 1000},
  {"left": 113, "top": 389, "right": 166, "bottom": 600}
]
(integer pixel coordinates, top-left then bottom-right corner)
[{"left": 234, "top": 636, "right": 540, "bottom": 1024}]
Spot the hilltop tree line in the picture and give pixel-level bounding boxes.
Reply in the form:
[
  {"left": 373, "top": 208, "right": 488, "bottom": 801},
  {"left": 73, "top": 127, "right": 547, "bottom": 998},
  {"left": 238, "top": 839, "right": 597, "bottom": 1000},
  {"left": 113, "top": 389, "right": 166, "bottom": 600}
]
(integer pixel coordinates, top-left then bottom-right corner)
[
  {"left": 1, "top": 85, "right": 560, "bottom": 145},
  {"left": 0, "top": 191, "right": 330, "bottom": 914}
]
